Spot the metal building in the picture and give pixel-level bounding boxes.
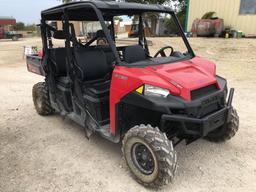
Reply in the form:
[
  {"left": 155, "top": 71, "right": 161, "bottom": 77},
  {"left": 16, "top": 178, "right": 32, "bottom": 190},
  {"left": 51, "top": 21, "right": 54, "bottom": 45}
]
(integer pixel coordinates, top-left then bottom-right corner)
[{"left": 186, "top": 0, "right": 256, "bottom": 36}]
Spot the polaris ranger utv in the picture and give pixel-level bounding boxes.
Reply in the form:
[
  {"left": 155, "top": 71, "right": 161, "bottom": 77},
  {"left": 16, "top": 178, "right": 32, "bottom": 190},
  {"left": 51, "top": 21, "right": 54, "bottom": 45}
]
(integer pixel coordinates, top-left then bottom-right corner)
[{"left": 26, "top": 1, "right": 239, "bottom": 188}]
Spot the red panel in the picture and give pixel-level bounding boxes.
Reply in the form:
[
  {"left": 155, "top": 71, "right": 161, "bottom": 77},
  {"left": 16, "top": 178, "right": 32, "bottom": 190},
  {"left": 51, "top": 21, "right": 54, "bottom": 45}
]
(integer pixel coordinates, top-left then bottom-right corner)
[
  {"left": 0, "top": 19, "right": 16, "bottom": 25},
  {"left": 0, "top": 27, "right": 4, "bottom": 39},
  {"left": 109, "top": 56, "right": 218, "bottom": 134}
]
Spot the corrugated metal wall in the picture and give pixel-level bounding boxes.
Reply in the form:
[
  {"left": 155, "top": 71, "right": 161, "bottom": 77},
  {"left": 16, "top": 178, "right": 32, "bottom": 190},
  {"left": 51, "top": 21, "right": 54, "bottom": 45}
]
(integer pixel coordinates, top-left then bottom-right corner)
[{"left": 187, "top": 0, "right": 256, "bottom": 35}]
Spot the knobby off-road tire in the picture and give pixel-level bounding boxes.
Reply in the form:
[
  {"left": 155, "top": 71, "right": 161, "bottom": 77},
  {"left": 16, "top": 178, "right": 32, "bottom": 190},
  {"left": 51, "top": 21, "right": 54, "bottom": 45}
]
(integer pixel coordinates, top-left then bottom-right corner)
[
  {"left": 12, "top": 36, "right": 18, "bottom": 41},
  {"left": 32, "top": 82, "right": 54, "bottom": 116},
  {"left": 122, "top": 124, "right": 177, "bottom": 188},
  {"left": 205, "top": 108, "right": 239, "bottom": 142}
]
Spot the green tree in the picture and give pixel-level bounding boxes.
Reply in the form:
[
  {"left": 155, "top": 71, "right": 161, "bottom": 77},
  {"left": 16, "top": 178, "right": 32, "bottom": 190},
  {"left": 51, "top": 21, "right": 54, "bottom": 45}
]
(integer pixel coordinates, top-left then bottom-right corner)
[
  {"left": 114, "top": 16, "right": 123, "bottom": 22},
  {"left": 164, "top": 0, "right": 187, "bottom": 33},
  {"left": 13, "top": 22, "right": 25, "bottom": 31},
  {"left": 59, "top": 0, "right": 72, "bottom": 3},
  {"left": 24, "top": 24, "right": 37, "bottom": 31},
  {"left": 126, "top": 0, "right": 168, "bottom": 4},
  {"left": 127, "top": 0, "right": 186, "bottom": 35}
]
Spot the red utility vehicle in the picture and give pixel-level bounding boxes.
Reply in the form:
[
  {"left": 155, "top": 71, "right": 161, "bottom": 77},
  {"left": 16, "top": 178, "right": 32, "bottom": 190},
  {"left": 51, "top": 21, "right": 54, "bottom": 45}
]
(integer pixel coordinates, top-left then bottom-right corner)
[{"left": 26, "top": 1, "right": 239, "bottom": 188}]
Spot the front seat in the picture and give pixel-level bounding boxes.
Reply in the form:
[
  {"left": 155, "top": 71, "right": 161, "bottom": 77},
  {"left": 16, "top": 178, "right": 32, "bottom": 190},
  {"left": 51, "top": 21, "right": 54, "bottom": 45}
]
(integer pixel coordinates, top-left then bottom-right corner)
[
  {"left": 96, "top": 30, "right": 108, "bottom": 46},
  {"left": 73, "top": 47, "right": 111, "bottom": 98},
  {"left": 49, "top": 48, "right": 67, "bottom": 76},
  {"left": 123, "top": 45, "right": 147, "bottom": 63},
  {"left": 73, "top": 48, "right": 110, "bottom": 81}
]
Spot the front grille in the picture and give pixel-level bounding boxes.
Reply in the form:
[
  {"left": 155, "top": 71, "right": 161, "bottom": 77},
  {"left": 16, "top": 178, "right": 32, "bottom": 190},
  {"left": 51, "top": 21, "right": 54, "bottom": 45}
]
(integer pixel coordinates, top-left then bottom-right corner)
[
  {"left": 171, "top": 88, "right": 225, "bottom": 119},
  {"left": 186, "top": 94, "right": 224, "bottom": 118},
  {"left": 191, "top": 84, "right": 218, "bottom": 100},
  {"left": 200, "top": 103, "right": 219, "bottom": 117},
  {"left": 185, "top": 102, "right": 220, "bottom": 118}
]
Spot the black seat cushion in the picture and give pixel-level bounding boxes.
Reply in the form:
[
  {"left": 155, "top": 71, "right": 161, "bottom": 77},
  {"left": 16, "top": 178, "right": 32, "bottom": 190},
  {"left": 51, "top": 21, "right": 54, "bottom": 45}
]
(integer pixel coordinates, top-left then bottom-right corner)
[
  {"left": 49, "top": 48, "right": 67, "bottom": 76},
  {"left": 83, "top": 80, "right": 110, "bottom": 98},
  {"left": 96, "top": 45, "right": 115, "bottom": 67},
  {"left": 74, "top": 48, "right": 109, "bottom": 81},
  {"left": 123, "top": 45, "right": 147, "bottom": 63}
]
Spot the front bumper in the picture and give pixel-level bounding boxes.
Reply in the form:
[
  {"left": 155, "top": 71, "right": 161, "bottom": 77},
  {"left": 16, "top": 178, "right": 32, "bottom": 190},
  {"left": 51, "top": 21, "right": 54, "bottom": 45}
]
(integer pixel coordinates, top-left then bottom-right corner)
[
  {"left": 160, "top": 88, "right": 234, "bottom": 137},
  {"left": 161, "top": 106, "right": 232, "bottom": 137}
]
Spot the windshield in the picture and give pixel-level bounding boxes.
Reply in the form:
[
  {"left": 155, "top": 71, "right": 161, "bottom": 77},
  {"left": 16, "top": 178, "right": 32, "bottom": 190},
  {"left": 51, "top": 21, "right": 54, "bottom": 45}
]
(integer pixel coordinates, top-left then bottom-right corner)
[{"left": 113, "top": 12, "right": 194, "bottom": 66}]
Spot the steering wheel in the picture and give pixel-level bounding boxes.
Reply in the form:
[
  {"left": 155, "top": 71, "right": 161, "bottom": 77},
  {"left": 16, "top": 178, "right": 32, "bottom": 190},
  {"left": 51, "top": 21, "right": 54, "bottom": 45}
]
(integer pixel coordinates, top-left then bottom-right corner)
[{"left": 154, "top": 46, "right": 174, "bottom": 58}]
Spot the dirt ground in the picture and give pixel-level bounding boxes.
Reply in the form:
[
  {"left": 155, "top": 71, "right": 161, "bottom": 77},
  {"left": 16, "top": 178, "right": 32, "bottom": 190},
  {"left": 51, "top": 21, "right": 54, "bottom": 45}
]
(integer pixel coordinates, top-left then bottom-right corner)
[{"left": 0, "top": 37, "right": 256, "bottom": 192}]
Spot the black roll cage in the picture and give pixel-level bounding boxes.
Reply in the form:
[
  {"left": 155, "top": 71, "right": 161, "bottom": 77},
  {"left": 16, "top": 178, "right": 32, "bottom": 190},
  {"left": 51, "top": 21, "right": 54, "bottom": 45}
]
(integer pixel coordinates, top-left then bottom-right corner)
[{"left": 40, "top": 2, "right": 195, "bottom": 69}]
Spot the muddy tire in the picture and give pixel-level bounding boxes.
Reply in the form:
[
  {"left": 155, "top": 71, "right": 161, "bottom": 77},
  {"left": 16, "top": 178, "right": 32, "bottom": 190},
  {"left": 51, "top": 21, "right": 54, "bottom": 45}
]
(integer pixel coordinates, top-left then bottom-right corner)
[
  {"left": 122, "top": 124, "right": 177, "bottom": 188},
  {"left": 12, "top": 36, "right": 18, "bottom": 41},
  {"left": 32, "top": 82, "right": 54, "bottom": 116},
  {"left": 205, "top": 108, "right": 239, "bottom": 142}
]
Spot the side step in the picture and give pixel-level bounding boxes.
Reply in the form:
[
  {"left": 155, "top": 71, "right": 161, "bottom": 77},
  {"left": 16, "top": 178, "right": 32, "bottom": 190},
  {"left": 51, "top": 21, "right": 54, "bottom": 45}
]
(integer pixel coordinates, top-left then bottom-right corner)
[
  {"left": 97, "top": 124, "right": 120, "bottom": 143},
  {"left": 65, "top": 111, "right": 120, "bottom": 143}
]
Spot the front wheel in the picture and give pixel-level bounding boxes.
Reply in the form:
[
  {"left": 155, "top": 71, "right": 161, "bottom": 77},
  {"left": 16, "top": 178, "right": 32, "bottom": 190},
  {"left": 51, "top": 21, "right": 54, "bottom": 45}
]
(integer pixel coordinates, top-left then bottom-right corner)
[
  {"left": 122, "top": 124, "right": 177, "bottom": 188},
  {"left": 12, "top": 36, "right": 18, "bottom": 41},
  {"left": 205, "top": 108, "right": 239, "bottom": 142}
]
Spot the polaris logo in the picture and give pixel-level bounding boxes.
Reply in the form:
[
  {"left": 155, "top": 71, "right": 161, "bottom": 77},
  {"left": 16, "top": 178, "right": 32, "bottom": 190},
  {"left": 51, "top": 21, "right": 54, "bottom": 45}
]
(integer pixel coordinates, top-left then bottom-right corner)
[
  {"left": 114, "top": 74, "right": 128, "bottom": 80},
  {"left": 202, "top": 96, "right": 218, "bottom": 106}
]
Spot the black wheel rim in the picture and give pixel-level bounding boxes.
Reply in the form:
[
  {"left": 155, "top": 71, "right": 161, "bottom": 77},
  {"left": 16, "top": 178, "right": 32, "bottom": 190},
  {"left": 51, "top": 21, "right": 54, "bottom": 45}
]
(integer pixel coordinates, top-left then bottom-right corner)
[{"left": 131, "top": 143, "right": 155, "bottom": 175}]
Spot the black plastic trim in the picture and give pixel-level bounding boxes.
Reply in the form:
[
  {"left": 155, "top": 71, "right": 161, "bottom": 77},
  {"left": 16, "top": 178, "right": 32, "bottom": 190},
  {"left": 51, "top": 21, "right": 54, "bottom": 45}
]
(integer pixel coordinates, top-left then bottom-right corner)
[
  {"left": 161, "top": 106, "right": 231, "bottom": 137},
  {"left": 118, "top": 76, "right": 229, "bottom": 138},
  {"left": 121, "top": 76, "right": 227, "bottom": 113}
]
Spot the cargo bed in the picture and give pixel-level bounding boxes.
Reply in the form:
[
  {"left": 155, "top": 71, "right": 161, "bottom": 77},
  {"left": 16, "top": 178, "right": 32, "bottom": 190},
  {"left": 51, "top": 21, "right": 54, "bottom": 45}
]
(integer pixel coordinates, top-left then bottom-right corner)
[{"left": 26, "top": 54, "right": 45, "bottom": 76}]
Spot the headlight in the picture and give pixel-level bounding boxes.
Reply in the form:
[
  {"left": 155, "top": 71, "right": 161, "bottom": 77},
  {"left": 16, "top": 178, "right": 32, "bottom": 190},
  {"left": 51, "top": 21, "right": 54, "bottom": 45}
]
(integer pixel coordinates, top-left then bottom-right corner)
[{"left": 144, "top": 84, "right": 170, "bottom": 98}]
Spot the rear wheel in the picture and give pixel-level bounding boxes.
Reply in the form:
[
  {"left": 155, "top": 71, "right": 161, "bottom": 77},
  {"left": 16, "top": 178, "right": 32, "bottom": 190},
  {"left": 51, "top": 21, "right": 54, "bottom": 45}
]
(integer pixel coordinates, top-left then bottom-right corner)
[
  {"left": 32, "top": 82, "right": 54, "bottom": 116},
  {"left": 205, "top": 108, "right": 239, "bottom": 142},
  {"left": 122, "top": 124, "right": 177, "bottom": 188},
  {"left": 12, "top": 36, "right": 18, "bottom": 41}
]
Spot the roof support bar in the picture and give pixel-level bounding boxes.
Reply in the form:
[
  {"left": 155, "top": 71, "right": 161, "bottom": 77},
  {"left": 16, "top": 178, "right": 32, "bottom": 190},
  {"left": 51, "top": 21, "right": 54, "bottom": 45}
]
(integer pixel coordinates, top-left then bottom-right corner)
[{"left": 91, "top": 5, "right": 121, "bottom": 64}]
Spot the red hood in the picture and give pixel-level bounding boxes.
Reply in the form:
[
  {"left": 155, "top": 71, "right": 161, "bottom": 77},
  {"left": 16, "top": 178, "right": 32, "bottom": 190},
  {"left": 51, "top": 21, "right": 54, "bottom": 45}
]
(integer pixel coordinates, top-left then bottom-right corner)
[
  {"left": 143, "top": 57, "right": 218, "bottom": 100},
  {"left": 112, "top": 56, "right": 218, "bottom": 102}
]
